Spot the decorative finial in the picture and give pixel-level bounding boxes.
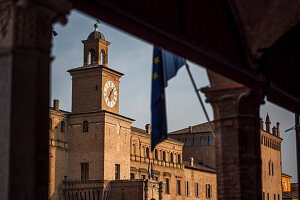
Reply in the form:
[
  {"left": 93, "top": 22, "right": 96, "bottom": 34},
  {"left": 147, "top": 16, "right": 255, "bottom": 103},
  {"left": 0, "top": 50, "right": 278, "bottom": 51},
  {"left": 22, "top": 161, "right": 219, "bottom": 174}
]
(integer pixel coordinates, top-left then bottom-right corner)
[
  {"left": 94, "top": 19, "right": 101, "bottom": 31},
  {"left": 266, "top": 112, "right": 270, "bottom": 122}
]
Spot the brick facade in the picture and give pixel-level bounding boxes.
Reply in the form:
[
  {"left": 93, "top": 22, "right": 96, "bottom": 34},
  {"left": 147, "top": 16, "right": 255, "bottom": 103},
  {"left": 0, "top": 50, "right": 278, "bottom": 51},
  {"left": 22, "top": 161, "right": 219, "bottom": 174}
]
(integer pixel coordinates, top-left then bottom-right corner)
[
  {"left": 49, "top": 26, "right": 282, "bottom": 200},
  {"left": 49, "top": 27, "right": 217, "bottom": 200}
]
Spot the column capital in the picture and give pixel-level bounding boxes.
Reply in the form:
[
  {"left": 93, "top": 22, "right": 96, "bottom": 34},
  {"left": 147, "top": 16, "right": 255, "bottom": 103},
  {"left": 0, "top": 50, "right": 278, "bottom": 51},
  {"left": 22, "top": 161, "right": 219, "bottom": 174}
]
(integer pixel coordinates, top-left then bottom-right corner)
[
  {"left": 202, "top": 74, "right": 264, "bottom": 120},
  {"left": 0, "top": 0, "right": 72, "bottom": 52}
]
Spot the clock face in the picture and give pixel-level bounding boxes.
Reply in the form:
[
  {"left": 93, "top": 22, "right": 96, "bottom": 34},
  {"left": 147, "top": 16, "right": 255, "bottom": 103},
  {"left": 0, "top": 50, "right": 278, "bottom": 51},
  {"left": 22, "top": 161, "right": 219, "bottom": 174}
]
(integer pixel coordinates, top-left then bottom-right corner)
[{"left": 103, "top": 80, "right": 117, "bottom": 108}]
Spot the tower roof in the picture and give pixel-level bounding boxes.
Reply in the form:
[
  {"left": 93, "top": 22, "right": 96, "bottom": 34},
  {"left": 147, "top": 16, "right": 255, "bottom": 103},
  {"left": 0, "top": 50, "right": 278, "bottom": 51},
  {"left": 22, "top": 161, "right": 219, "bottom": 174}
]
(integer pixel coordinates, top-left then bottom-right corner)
[{"left": 87, "top": 24, "right": 105, "bottom": 40}]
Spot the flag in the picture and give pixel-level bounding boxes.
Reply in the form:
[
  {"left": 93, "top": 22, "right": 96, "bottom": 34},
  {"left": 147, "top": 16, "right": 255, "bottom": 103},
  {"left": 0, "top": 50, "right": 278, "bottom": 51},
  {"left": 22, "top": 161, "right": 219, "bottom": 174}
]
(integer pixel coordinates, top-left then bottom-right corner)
[
  {"left": 148, "top": 163, "right": 150, "bottom": 179},
  {"left": 151, "top": 163, "right": 154, "bottom": 179},
  {"left": 147, "top": 162, "right": 154, "bottom": 179},
  {"left": 161, "top": 50, "right": 184, "bottom": 87},
  {"left": 151, "top": 46, "right": 184, "bottom": 151}
]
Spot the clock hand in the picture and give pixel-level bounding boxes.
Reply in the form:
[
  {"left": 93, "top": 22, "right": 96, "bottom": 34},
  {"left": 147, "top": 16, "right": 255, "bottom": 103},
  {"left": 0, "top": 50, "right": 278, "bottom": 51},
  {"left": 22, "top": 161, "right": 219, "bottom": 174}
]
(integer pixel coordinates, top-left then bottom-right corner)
[{"left": 108, "top": 88, "right": 114, "bottom": 100}]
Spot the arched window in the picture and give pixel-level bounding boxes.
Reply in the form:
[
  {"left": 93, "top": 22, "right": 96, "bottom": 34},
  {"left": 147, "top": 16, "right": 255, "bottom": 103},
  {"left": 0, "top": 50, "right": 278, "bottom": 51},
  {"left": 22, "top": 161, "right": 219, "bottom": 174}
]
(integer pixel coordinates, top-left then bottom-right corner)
[
  {"left": 200, "top": 137, "right": 204, "bottom": 146},
  {"left": 170, "top": 153, "right": 174, "bottom": 163},
  {"left": 208, "top": 136, "right": 212, "bottom": 146},
  {"left": 272, "top": 162, "right": 274, "bottom": 176},
  {"left": 185, "top": 138, "right": 189, "bottom": 147},
  {"left": 269, "top": 161, "right": 271, "bottom": 175},
  {"left": 133, "top": 144, "right": 136, "bottom": 155},
  {"left": 163, "top": 151, "right": 166, "bottom": 161},
  {"left": 83, "top": 121, "right": 89, "bottom": 132},
  {"left": 101, "top": 49, "right": 106, "bottom": 65},
  {"left": 193, "top": 137, "right": 196, "bottom": 147},
  {"left": 88, "top": 49, "right": 95, "bottom": 65},
  {"left": 146, "top": 147, "right": 150, "bottom": 158},
  {"left": 49, "top": 118, "right": 52, "bottom": 130},
  {"left": 155, "top": 149, "right": 158, "bottom": 160},
  {"left": 178, "top": 154, "right": 181, "bottom": 164},
  {"left": 60, "top": 121, "right": 65, "bottom": 133}
]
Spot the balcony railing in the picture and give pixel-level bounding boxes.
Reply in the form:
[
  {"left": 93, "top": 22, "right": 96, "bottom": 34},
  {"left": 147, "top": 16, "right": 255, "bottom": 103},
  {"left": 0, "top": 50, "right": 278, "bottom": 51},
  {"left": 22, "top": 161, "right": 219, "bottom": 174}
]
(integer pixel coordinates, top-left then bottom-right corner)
[
  {"left": 63, "top": 180, "right": 108, "bottom": 200},
  {"left": 130, "top": 154, "right": 183, "bottom": 169},
  {"left": 49, "top": 139, "right": 68, "bottom": 150}
]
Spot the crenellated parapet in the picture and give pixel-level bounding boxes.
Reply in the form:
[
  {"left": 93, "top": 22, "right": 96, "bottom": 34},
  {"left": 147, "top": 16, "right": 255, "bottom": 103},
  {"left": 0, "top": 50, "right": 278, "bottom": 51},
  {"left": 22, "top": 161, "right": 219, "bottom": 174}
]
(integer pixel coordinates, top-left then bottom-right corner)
[
  {"left": 260, "top": 114, "right": 282, "bottom": 151},
  {"left": 260, "top": 113, "right": 280, "bottom": 137}
]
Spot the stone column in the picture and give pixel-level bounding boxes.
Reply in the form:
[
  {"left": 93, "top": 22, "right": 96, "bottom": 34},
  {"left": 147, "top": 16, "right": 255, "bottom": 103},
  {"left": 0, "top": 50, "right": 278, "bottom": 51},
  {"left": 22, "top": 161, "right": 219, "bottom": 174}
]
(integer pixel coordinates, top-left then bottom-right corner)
[
  {"left": 202, "top": 70, "right": 264, "bottom": 200},
  {"left": 0, "top": 1, "right": 71, "bottom": 200}
]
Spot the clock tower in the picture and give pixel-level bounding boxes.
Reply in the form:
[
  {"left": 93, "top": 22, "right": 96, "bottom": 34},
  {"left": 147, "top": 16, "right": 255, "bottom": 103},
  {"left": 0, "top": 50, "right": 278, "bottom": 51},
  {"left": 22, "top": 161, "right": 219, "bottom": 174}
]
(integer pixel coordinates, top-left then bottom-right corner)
[
  {"left": 66, "top": 24, "right": 133, "bottom": 183},
  {"left": 68, "top": 24, "right": 123, "bottom": 114}
]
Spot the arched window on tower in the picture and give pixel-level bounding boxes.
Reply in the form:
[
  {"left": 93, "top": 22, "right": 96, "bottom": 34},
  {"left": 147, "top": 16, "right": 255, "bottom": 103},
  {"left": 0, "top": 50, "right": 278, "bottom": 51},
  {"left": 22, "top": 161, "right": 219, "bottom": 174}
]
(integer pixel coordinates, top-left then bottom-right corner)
[
  {"left": 200, "top": 137, "right": 204, "bottom": 146},
  {"left": 269, "top": 161, "right": 271, "bottom": 175},
  {"left": 60, "top": 121, "right": 65, "bottom": 133},
  {"left": 163, "top": 151, "right": 166, "bottom": 161},
  {"left": 146, "top": 147, "right": 150, "bottom": 158},
  {"left": 101, "top": 49, "right": 106, "bottom": 65},
  {"left": 49, "top": 118, "right": 52, "bottom": 130},
  {"left": 170, "top": 153, "right": 174, "bottom": 163},
  {"left": 83, "top": 121, "right": 89, "bottom": 132},
  {"left": 88, "top": 49, "right": 96, "bottom": 65},
  {"left": 193, "top": 137, "right": 196, "bottom": 147},
  {"left": 208, "top": 136, "right": 212, "bottom": 146}
]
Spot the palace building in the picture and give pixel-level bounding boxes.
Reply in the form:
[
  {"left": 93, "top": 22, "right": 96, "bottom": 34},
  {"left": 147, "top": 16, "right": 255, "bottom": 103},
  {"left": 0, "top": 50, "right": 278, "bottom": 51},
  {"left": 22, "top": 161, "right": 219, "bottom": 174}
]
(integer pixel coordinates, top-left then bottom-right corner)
[
  {"left": 49, "top": 25, "right": 282, "bottom": 200},
  {"left": 49, "top": 25, "right": 217, "bottom": 200},
  {"left": 169, "top": 114, "right": 283, "bottom": 200}
]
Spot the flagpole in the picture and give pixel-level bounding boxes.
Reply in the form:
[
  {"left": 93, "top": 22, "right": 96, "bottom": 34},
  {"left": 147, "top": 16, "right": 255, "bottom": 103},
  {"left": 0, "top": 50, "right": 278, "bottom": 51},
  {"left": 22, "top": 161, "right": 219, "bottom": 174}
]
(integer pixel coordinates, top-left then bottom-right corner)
[{"left": 184, "top": 59, "right": 215, "bottom": 138}]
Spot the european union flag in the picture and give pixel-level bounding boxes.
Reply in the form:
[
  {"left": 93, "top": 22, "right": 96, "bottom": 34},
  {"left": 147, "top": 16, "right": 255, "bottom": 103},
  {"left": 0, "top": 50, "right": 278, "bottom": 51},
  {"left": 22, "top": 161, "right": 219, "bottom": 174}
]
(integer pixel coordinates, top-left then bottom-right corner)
[
  {"left": 161, "top": 50, "right": 184, "bottom": 87},
  {"left": 151, "top": 46, "right": 184, "bottom": 151}
]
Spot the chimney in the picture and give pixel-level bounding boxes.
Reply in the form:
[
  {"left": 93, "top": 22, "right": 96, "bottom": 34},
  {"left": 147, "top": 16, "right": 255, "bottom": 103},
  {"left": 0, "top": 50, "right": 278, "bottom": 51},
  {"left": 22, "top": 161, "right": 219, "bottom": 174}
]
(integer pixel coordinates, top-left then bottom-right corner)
[
  {"left": 53, "top": 99, "right": 59, "bottom": 111},
  {"left": 190, "top": 157, "right": 194, "bottom": 167},
  {"left": 189, "top": 126, "right": 193, "bottom": 133},
  {"left": 260, "top": 119, "right": 264, "bottom": 130},
  {"left": 276, "top": 122, "right": 280, "bottom": 137},
  {"left": 145, "top": 124, "right": 151, "bottom": 134},
  {"left": 272, "top": 126, "right": 276, "bottom": 135}
]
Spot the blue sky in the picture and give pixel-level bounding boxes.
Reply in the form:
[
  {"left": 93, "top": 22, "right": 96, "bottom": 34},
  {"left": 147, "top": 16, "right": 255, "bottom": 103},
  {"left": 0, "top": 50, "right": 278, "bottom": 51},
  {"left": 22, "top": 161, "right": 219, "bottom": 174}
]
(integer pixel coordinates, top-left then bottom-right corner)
[{"left": 51, "top": 10, "right": 298, "bottom": 182}]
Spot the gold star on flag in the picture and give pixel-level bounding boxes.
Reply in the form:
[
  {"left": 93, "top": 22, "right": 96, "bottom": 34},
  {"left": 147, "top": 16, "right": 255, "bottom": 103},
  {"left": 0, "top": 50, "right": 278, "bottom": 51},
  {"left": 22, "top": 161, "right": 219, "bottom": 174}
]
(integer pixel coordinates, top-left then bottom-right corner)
[
  {"left": 153, "top": 72, "right": 158, "bottom": 80},
  {"left": 154, "top": 56, "right": 160, "bottom": 64}
]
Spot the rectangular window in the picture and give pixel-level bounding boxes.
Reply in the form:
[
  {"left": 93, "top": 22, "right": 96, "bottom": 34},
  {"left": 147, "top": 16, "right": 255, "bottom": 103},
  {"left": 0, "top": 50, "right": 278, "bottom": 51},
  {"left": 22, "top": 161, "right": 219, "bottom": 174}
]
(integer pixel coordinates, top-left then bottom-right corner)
[
  {"left": 177, "top": 180, "right": 181, "bottom": 195},
  {"left": 267, "top": 193, "right": 269, "bottom": 200},
  {"left": 115, "top": 164, "right": 120, "bottom": 180},
  {"left": 206, "top": 184, "right": 211, "bottom": 198},
  {"left": 80, "top": 163, "right": 89, "bottom": 181},
  {"left": 185, "top": 181, "right": 190, "bottom": 196},
  {"left": 274, "top": 194, "right": 276, "bottom": 200},
  {"left": 278, "top": 194, "right": 280, "bottom": 200},
  {"left": 262, "top": 192, "right": 265, "bottom": 200},
  {"left": 165, "top": 178, "right": 170, "bottom": 194},
  {"left": 195, "top": 183, "right": 199, "bottom": 197},
  {"left": 130, "top": 173, "right": 135, "bottom": 180}
]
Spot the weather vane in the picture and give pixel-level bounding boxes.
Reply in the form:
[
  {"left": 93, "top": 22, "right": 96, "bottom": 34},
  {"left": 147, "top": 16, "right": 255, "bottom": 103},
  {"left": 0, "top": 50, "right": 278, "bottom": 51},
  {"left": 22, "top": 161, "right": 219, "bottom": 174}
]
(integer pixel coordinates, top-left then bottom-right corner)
[{"left": 94, "top": 19, "right": 101, "bottom": 30}]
